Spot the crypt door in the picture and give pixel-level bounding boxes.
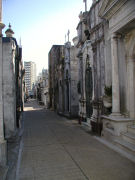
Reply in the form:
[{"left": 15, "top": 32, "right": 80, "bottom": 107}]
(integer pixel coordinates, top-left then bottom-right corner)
[{"left": 85, "top": 63, "right": 93, "bottom": 118}]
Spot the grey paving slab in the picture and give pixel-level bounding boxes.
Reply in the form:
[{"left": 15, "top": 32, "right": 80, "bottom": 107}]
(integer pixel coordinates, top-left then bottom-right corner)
[{"left": 18, "top": 100, "right": 135, "bottom": 180}]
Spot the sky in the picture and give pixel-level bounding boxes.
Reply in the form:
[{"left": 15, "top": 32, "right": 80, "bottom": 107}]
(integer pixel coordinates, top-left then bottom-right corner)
[{"left": 3, "top": 0, "right": 92, "bottom": 75}]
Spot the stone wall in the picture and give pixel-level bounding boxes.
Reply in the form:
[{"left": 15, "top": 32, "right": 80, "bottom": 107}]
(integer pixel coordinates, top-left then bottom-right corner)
[
  {"left": 3, "top": 38, "right": 16, "bottom": 139},
  {"left": 48, "top": 43, "right": 79, "bottom": 118}
]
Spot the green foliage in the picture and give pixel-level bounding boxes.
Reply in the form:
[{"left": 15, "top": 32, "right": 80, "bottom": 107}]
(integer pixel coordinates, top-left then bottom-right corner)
[
  {"left": 104, "top": 85, "right": 112, "bottom": 96},
  {"left": 61, "top": 56, "right": 64, "bottom": 60}
]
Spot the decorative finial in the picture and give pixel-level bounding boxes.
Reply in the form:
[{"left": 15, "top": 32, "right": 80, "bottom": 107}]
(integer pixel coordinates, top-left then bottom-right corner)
[
  {"left": 5, "top": 23, "right": 14, "bottom": 37},
  {"left": 9, "top": 23, "right": 11, "bottom": 29}
]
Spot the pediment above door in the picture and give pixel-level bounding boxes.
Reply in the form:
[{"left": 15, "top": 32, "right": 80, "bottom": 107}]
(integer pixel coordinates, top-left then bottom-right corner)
[{"left": 99, "top": 0, "right": 128, "bottom": 20}]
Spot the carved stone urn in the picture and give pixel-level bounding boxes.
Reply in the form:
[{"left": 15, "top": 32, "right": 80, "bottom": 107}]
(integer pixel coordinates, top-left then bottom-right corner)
[
  {"left": 103, "top": 86, "right": 112, "bottom": 108},
  {"left": 103, "top": 95, "right": 112, "bottom": 108}
]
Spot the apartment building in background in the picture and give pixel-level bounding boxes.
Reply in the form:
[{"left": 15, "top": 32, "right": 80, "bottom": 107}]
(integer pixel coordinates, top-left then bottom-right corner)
[{"left": 24, "top": 61, "right": 36, "bottom": 95}]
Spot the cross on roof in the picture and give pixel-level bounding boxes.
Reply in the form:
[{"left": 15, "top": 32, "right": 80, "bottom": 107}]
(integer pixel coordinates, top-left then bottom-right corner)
[
  {"left": 65, "top": 34, "right": 66, "bottom": 43},
  {"left": 83, "top": 0, "right": 87, "bottom": 12},
  {"left": 67, "top": 30, "right": 70, "bottom": 42}
]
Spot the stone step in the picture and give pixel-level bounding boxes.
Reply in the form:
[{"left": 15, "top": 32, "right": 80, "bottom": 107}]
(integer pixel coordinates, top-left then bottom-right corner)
[
  {"left": 96, "top": 136, "right": 135, "bottom": 163},
  {"left": 128, "top": 125, "right": 135, "bottom": 135},
  {"left": 114, "top": 139, "right": 135, "bottom": 156},
  {"left": 122, "top": 132, "right": 135, "bottom": 145}
]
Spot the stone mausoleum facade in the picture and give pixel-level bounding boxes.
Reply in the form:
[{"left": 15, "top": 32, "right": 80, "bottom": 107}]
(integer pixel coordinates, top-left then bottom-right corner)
[
  {"left": 48, "top": 41, "right": 79, "bottom": 118},
  {"left": 74, "top": 0, "right": 135, "bottom": 158},
  {"left": 0, "top": 22, "right": 24, "bottom": 167},
  {"left": 75, "top": 1, "right": 105, "bottom": 133}
]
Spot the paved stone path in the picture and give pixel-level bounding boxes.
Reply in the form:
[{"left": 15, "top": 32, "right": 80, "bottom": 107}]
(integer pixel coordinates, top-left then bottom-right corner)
[{"left": 18, "top": 100, "right": 135, "bottom": 180}]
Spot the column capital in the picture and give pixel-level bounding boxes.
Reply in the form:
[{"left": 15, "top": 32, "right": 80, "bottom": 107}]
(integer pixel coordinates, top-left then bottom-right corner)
[
  {"left": 126, "top": 55, "right": 135, "bottom": 62},
  {"left": 111, "top": 33, "right": 122, "bottom": 40}
]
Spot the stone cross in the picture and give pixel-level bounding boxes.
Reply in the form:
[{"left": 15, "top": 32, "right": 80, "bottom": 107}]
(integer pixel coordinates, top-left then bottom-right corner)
[
  {"left": 19, "top": 37, "right": 22, "bottom": 48},
  {"left": 83, "top": 0, "right": 87, "bottom": 12},
  {"left": 67, "top": 30, "right": 70, "bottom": 42},
  {"left": 65, "top": 34, "right": 66, "bottom": 43}
]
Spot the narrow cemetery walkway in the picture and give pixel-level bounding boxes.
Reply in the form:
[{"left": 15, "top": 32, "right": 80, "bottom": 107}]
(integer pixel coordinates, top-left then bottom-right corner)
[{"left": 17, "top": 100, "right": 135, "bottom": 180}]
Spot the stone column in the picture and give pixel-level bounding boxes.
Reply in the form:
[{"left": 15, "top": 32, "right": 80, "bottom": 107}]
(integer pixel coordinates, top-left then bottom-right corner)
[
  {"left": 111, "top": 33, "right": 120, "bottom": 115},
  {"left": 79, "top": 55, "right": 83, "bottom": 120},
  {"left": 91, "top": 44, "right": 98, "bottom": 121},
  {"left": 0, "top": 23, "right": 7, "bottom": 166},
  {"left": 82, "top": 53, "right": 87, "bottom": 120},
  {"left": 127, "top": 56, "right": 135, "bottom": 118}
]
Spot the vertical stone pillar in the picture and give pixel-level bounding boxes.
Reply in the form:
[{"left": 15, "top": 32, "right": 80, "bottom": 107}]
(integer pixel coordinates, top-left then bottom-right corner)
[
  {"left": 0, "top": 37, "right": 4, "bottom": 140},
  {"left": 82, "top": 53, "right": 87, "bottom": 120},
  {"left": 81, "top": 53, "right": 86, "bottom": 121},
  {"left": 124, "top": 31, "right": 135, "bottom": 119},
  {"left": 127, "top": 56, "right": 135, "bottom": 118},
  {"left": 90, "top": 44, "right": 99, "bottom": 132},
  {"left": 111, "top": 33, "right": 120, "bottom": 115},
  {"left": 79, "top": 54, "right": 83, "bottom": 120},
  {"left": 91, "top": 44, "right": 98, "bottom": 121},
  {"left": 68, "top": 45, "right": 71, "bottom": 114},
  {"left": 80, "top": 55, "right": 83, "bottom": 96},
  {"left": 0, "top": 23, "right": 7, "bottom": 166}
]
